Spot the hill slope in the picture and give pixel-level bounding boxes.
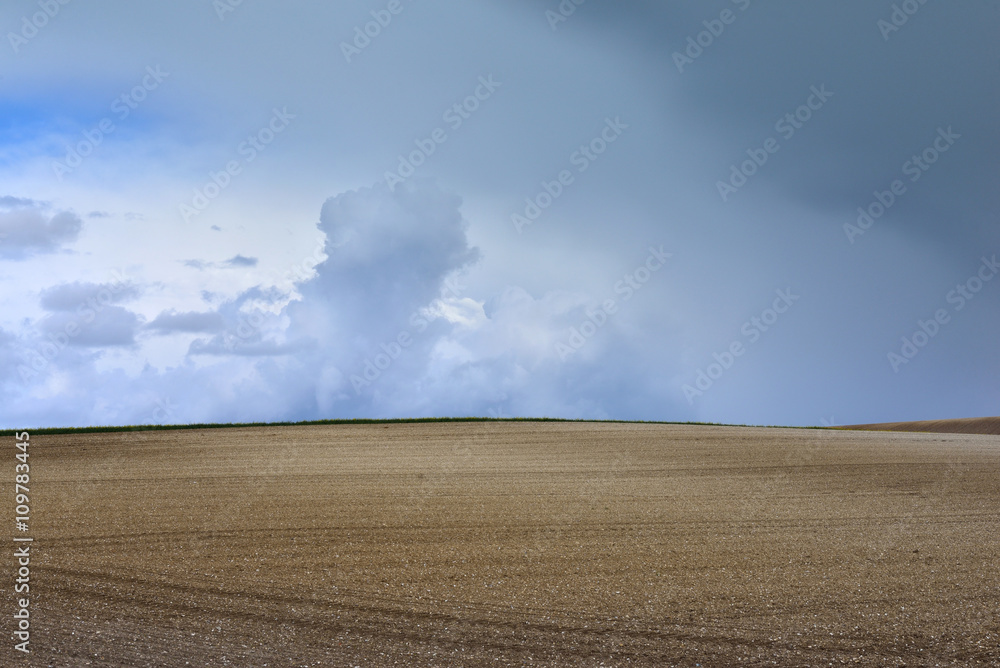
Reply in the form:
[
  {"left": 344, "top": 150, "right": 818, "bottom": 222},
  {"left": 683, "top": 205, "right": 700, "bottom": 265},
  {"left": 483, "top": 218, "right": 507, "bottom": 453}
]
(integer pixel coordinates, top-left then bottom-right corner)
[{"left": 843, "top": 416, "right": 1000, "bottom": 436}]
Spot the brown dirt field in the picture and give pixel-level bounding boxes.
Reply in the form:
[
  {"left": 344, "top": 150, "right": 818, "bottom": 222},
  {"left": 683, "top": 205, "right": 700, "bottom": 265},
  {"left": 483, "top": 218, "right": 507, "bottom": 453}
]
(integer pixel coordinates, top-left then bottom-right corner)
[
  {"left": 843, "top": 416, "right": 1000, "bottom": 436},
  {"left": 7, "top": 422, "right": 1000, "bottom": 666}
]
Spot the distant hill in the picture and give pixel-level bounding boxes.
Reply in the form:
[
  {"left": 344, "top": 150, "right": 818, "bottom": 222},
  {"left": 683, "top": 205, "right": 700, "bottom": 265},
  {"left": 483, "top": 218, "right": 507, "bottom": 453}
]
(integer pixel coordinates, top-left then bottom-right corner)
[{"left": 843, "top": 417, "right": 1000, "bottom": 436}]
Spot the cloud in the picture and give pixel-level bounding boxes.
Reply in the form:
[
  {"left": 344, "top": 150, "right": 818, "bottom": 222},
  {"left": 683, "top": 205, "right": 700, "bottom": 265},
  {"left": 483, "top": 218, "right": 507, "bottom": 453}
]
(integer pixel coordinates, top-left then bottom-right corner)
[
  {"left": 0, "top": 196, "right": 41, "bottom": 209},
  {"left": 2, "top": 179, "right": 688, "bottom": 425},
  {"left": 147, "top": 310, "right": 226, "bottom": 334},
  {"left": 179, "top": 284, "right": 306, "bottom": 356},
  {"left": 188, "top": 337, "right": 312, "bottom": 357},
  {"left": 225, "top": 255, "right": 258, "bottom": 267},
  {"left": 198, "top": 174, "right": 487, "bottom": 363},
  {"left": 162, "top": 179, "right": 489, "bottom": 412},
  {"left": 272, "top": 180, "right": 689, "bottom": 420},
  {"left": 182, "top": 255, "right": 260, "bottom": 270},
  {"left": 39, "top": 281, "right": 140, "bottom": 312},
  {"left": 38, "top": 306, "right": 143, "bottom": 348},
  {"left": 0, "top": 199, "right": 82, "bottom": 259},
  {"left": 291, "top": 179, "right": 481, "bottom": 336}
]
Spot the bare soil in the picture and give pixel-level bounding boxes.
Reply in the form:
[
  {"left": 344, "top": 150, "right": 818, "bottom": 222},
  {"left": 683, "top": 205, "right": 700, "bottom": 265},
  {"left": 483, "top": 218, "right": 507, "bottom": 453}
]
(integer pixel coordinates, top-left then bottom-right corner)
[
  {"left": 8, "top": 422, "right": 1000, "bottom": 666},
  {"left": 844, "top": 416, "right": 1000, "bottom": 436}
]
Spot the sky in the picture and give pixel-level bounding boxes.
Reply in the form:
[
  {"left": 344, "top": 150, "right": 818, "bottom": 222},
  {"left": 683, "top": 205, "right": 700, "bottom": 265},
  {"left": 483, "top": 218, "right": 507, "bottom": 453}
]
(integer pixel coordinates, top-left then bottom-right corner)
[{"left": 0, "top": 0, "right": 998, "bottom": 429}]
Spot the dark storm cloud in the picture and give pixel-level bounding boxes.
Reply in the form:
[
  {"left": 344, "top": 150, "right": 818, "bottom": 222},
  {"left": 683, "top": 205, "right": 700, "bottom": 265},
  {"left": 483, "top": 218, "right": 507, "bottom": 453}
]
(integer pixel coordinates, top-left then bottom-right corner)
[{"left": 544, "top": 0, "right": 1000, "bottom": 253}]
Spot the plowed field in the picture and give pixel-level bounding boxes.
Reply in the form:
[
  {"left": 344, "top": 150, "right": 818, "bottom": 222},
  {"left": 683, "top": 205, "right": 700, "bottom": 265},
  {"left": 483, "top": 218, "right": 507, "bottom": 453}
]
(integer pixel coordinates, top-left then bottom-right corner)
[{"left": 9, "top": 422, "right": 1000, "bottom": 666}]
